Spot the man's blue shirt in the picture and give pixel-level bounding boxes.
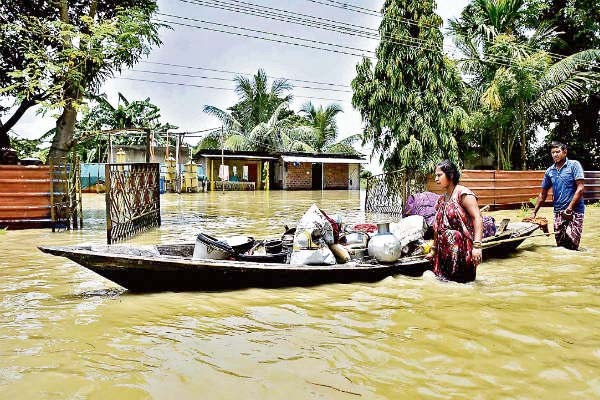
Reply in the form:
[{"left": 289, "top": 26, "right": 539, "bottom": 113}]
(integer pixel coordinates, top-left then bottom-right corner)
[{"left": 541, "top": 158, "right": 585, "bottom": 213}]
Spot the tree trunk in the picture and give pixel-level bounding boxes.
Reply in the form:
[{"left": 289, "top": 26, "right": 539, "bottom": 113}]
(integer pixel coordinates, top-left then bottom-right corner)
[
  {"left": 520, "top": 131, "right": 527, "bottom": 170},
  {"left": 520, "top": 103, "right": 527, "bottom": 170},
  {"left": 48, "top": 104, "right": 77, "bottom": 161}
]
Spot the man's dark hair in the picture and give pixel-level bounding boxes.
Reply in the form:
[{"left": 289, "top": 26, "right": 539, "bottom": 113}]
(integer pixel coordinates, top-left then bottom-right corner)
[
  {"left": 550, "top": 141, "right": 567, "bottom": 151},
  {"left": 436, "top": 159, "right": 460, "bottom": 185}
]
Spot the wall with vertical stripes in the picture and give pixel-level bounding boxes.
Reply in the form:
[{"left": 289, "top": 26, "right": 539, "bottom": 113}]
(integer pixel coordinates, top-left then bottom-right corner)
[{"left": 426, "top": 170, "right": 599, "bottom": 209}]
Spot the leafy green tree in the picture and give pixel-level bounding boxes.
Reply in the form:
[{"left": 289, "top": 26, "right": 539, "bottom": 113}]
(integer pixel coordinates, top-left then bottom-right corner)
[
  {"left": 200, "top": 103, "right": 312, "bottom": 153},
  {"left": 352, "top": 0, "right": 464, "bottom": 174},
  {"left": 75, "top": 93, "right": 178, "bottom": 162},
  {"left": 298, "top": 102, "right": 359, "bottom": 154},
  {"left": 0, "top": 1, "right": 163, "bottom": 161},
  {"left": 451, "top": 0, "right": 599, "bottom": 169},
  {"left": 7, "top": 132, "right": 47, "bottom": 162},
  {"left": 525, "top": 0, "right": 600, "bottom": 168},
  {"left": 228, "top": 69, "right": 294, "bottom": 133}
]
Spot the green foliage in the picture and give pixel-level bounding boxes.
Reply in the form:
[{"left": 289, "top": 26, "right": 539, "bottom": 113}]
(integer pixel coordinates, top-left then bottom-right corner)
[
  {"left": 8, "top": 133, "right": 48, "bottom": 162},
  {"left": 72, "top": 93, "right": 177, "bottom": 162},
  {"left": 228, "top": 69, "right": 293, "bottom": 133},
  {"left": 351, "top": 0, "right": 462, "bottom": 174},
  {"left": 0, "top": 1, "right": 164, "bottom": 159},
  {"left": 451, "top": 0, "right": 600, "bottom": 170},
  {"left": 360, "top": 169, "right": 373, "bottom": 180},
  {"left": 201, "top": 70, "right": 358, "bottom": 155}
]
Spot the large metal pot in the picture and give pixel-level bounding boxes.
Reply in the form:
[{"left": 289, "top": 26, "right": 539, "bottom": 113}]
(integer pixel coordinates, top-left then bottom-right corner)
[{"left": 367, "top": 222, "right": 402, "bottom": 263}]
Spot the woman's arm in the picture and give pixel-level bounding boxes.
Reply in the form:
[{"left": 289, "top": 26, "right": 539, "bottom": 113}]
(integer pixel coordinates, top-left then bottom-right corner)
[
  {"left": 462, "top": 193, "right": 483, "bottom": 265},
  {"left": 462, "top": 194, "right": 482, "bottom": 241}
]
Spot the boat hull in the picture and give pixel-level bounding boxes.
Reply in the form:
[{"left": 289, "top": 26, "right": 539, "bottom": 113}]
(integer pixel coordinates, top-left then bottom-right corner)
[
  {"left": 38, "top": 222, "right": 540, "bottom": 292},
  {"left": 39, "top": 245, "right": 430, "bottom": 292}
]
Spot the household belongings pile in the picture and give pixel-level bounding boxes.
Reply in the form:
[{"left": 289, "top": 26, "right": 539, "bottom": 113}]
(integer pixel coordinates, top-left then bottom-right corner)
[{"left": 193, "top": 204, "right": 431, "bottom": 266}]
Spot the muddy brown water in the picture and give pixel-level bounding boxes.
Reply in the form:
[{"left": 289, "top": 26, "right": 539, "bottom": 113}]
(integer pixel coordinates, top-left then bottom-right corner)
[{"left": 1, "top": 191, "right": 599, "bottom": 399}]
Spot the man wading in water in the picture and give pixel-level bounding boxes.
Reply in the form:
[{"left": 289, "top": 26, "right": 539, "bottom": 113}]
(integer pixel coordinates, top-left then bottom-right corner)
[{"left": 532, "top": 142, "right": 585, "bottom": 250}]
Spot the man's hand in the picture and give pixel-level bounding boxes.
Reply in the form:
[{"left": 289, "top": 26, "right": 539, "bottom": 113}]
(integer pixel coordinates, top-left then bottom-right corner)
[{"left": 561, "top": 209, "right": 573, "bottom": 221}]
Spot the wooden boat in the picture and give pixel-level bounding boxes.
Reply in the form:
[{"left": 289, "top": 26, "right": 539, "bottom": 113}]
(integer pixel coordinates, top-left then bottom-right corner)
[
  {"left": 38, "top": 222, "right": 541, "bottom": 292},
  {"left": 482, "top": 221, "right": 542, "bottom": 257},
  {"left": 38, "top": 244, "right": 430, "bottom": 292}
]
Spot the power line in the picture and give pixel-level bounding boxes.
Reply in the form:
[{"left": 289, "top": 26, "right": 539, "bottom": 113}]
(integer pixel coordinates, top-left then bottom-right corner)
[
  {"left": 154, "top": 17, "right": 375, "bottom": 59},
  {"left": 178, "top": 0, "right": 379, "bottom": 35},
  {"left": 128, "top": 69, "right": 353, "bottom": 92},
  {"left": 142, "top": 61, "right": 349, "bottom": 88},
  {"left": 157, "top": 12, "right": 376, "bottom": 56},
  {"left": 116, "top": 77, "right": 350, "bottom": 102},
  {"left": 304, "top": 0, "right": 566, "bottom": 61},
  {"left": 157, "top": 11, "right": 557, "bottom": 74},
  {"left": 173, "top": 0, "right": 563, "bottom": 73}
]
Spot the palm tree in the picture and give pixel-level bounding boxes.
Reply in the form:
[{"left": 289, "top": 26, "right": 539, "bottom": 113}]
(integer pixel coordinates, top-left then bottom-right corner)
[
  {"left": 299, "top": 102, "right": 361, "bottom": 154},
  {"left": 481, "top": 47, "right": 599, "bottom": 169},
  {"left": 451, "top": 0, "right": 599, "bottom": 169},
  {"left": 229, "top": 69, "right": 293, "bottom": 132},
  {"left": 199, "top": 103, "right": 312, "bottom": 153}
]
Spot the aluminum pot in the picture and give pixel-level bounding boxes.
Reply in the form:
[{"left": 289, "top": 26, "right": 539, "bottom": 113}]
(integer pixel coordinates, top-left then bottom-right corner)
[
  {"left": 367, "top": 222, "right": 402, "bottom": 263},
  {"left": 343, "top": 232, "right": 369, "bottom": 248}
]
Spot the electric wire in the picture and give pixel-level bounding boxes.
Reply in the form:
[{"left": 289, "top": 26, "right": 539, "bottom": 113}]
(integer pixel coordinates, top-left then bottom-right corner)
[
  {"left": 157, "top": 13, "right": 376, "bottom": 56},
  {"left": 116, "top": 77, "right": 350, "bottom": 102},
  {"left": 156, "top": 12, "right": 565, "bottom": 74},
  {"left": 168, "top": 0, "right": 571, "bottom": 71},
  {"left": 154, "top": 17, "right": 375, "bottom": 58},
  {"left": 304, "top": 0, "right": 567, "bottom": 61},
  {"left": 129, "top": 69, "right": 353, "bottom": 92},
  {"left": 141, "top": 61, "right": 350, "bottom": 88}
]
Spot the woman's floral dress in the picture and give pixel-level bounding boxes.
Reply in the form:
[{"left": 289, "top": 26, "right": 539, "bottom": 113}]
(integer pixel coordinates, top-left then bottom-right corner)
[{"left": 433, "top": 186, "right": 477, "bottom": 283}]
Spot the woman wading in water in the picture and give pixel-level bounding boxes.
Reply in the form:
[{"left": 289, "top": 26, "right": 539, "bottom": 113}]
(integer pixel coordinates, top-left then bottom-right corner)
[{"left": 429, "top": 160, "right": 483, "bottom": 283}]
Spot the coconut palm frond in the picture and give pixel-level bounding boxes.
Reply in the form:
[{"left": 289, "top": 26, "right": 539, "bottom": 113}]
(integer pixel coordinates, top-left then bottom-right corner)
[
  {"left": 117, "top": 92, "right": 129, "bottom": 106},
  {"left": 325, "top": 142, "right": 359, "bottom": 155},
  {"left": 267, "top": 102, "right": 290, "bottom": 126},
  {"left": 527, "top": 20, "right": 559, "bottom": 51},
  {"left": 196, "top": 136, "right": 221, "bottom": 150},
  {"left": 539, "top": 50, "right": 600, "bottom": 88},
  {"left": 234, "top": 75, "right": 254, "bottom": 100},
  {"left": 270, "top": 78, "right": 293, "bottom": 96},
  {"left": 530, "top": 76, "right": 590, "bottom": 117},
  {"left": 224, "top": 134, "right": 249, "bottom": 151},
  {"left": 335, "top": 134, "right": 361, "bottom": 147},
  {"left": 288, "top": 125, "right": 318, "bottom": 143},
  {"left": 202, "top": 105, "right": 242, "bottom": 131}
]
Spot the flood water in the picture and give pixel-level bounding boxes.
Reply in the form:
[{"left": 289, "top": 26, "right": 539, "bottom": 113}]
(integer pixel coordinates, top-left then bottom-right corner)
[{"left": 1, "top": 191, "right": 599, "bottom": 399}]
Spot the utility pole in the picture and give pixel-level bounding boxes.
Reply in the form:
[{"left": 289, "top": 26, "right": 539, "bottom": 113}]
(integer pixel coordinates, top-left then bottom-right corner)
[
  {"left": 221, "top": 125, "right": 224, "bottom": 193},
  {"left": 175, "top": 133, "right": 181, "bottom": 193}
]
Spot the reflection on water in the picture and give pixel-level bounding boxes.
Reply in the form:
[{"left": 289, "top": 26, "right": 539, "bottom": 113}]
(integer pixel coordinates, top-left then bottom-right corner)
[{"left": 1, "top": 192, "right": 599, "bottom": 399}]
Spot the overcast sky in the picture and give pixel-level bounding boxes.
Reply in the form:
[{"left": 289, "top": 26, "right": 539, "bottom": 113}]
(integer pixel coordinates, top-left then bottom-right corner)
[{"left": 10, "top": 0, "right": 470, "bottom": 172}]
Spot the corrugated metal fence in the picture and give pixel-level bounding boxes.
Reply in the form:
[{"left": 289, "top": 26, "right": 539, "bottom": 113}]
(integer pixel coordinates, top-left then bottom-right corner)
[{"left": 425, "top": 170, "right": 600, "bottom": 209}]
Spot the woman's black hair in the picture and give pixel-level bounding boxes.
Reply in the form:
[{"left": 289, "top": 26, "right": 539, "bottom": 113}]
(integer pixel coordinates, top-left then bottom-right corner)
[{"left": 436, "top": 160, "right": 460, "bottom": 185}]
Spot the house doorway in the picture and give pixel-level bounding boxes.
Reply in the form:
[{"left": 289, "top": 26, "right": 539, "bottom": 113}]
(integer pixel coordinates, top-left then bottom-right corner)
[
  {"left": 247, "top": 163, "right": 257, "bottom": 184},
  {"left": 311, "top": 163, "right": 322, "bottom": 189}
]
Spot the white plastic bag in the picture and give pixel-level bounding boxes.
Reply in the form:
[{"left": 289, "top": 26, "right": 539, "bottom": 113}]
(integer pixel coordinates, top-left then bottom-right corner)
[
  {"left": 389, "top": 215, "right": 427, "bottom": 247},
  {"left": 290, "top": 204, "right": 337, "bottom": 265},
  {"left": 294, "top": 204, "right": 335, "bottom": 245}
]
